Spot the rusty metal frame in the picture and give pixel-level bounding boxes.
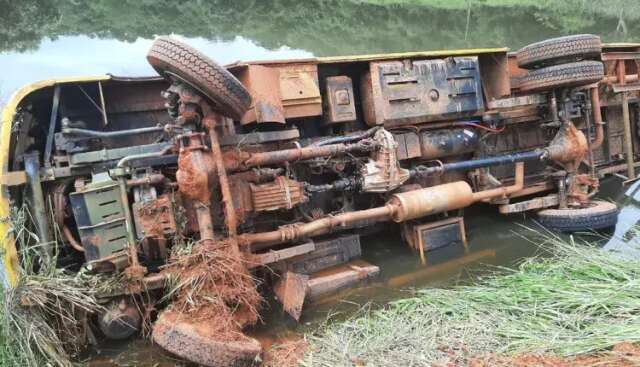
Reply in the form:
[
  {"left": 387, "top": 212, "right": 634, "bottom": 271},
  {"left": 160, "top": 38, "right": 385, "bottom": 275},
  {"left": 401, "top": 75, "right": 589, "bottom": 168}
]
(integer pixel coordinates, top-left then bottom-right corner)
[
  {"left": 610, "top": 57, "right": 638, "bottom": 179},
  {"left": 409, "top": 217, "right": 467, "bottom": 265}
]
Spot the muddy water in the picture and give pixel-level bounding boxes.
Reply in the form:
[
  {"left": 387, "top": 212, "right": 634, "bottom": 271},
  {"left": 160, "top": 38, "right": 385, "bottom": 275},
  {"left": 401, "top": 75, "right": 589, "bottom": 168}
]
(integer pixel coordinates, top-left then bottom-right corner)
[
  {"left": 0, "top": 0, "right": 634, "bottom": 365},
  {"left": 85, "top": 175, "right": 625, "bottom": 366}
]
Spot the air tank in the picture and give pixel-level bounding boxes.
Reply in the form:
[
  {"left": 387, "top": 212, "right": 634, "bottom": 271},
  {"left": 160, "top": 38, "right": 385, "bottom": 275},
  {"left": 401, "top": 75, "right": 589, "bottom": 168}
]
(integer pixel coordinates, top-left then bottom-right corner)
[{"left": 420, "top": 128, "right": 479, "bottom": 160}]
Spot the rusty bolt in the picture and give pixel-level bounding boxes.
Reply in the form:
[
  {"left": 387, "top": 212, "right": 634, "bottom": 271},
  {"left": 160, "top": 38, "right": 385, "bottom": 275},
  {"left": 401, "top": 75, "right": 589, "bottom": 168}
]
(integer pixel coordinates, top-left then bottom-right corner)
[
  {"left": 336, "top": 89, "right": 351, "bottom": 105},
  {"left": 429, "top": 89, "right": 439, "bottom": 101}
]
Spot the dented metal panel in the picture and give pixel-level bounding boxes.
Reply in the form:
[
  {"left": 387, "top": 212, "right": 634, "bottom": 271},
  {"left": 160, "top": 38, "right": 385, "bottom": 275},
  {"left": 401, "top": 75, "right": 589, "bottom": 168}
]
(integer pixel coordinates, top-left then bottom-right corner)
[
  {"left": 235, "top": 63, "right": 322, "bottom": 123},
  {"left": 362, "top": 57, "right": 484, "bottom": 126},
  {"left": 236, "top": 65, "right": 286, "bottom": 125}
]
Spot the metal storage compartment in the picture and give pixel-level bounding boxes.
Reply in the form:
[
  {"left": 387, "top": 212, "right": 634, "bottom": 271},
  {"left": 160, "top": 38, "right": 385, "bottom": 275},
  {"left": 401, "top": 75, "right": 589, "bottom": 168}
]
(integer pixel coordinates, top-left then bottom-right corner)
[
  {"left": 69, "top": 173, "right": 128, "bottom": 262},
  {"left": 361, "top": 57, "right": 484, "bottom": 126}
]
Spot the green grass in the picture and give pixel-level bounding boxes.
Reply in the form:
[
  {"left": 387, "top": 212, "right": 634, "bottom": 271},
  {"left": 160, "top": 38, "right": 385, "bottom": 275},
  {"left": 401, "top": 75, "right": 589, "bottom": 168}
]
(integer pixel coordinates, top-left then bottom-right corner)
[
  {"left": 303, "top": 230, "right": 640, "bottom": 366},
  {"left": 0, "top": 287, "right": 29, "bottom": 367}
]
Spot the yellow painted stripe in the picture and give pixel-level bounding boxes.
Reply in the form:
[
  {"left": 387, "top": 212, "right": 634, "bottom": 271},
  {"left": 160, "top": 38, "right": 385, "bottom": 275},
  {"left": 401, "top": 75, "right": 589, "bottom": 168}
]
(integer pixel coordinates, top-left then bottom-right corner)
[
  {"left": 318, "top": 47, "right": 508, "bottom": 63},
  {"left": 603, "top": 43, "right": 640, "bottom": 48},
  {"left": 0, "top": 75, "right": 110, "bottom": 287}
]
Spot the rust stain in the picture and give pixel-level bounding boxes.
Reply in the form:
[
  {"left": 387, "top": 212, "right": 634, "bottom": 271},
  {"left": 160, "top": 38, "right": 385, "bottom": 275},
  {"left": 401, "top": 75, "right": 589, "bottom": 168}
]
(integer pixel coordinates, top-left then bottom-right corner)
[
  {"left": 153, "top": 239, "right": 263, "bottom": 366},
  {"left": 176, "top": 133, "right": 214, "bottom": 204},
  {"left": 274, "top": 271, "right": 309, "bottom": 321}
]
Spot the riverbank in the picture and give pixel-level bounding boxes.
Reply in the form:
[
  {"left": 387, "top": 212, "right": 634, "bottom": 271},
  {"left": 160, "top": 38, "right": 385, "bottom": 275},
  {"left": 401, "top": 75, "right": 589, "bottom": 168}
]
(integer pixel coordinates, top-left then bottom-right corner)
[{"left": 301, "top": 230, "right": 640, "bottom": 366}]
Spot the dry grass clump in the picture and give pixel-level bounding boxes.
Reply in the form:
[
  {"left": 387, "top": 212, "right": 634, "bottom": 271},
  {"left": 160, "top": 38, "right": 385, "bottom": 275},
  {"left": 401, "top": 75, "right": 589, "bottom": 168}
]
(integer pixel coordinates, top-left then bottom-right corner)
[
  {"left": 0, "top": 205, "right": 109, "bottom": 367},
  {"left": 303, "top": 229, "right": 640, "bottom": 366},
  {"left": 161, "top": 239, "right": 262, "bottom": 336},
  {"left": 2, "top": 265, "right": 106, "bottom": 366},
  {"left": 264, "top": 339, "right": 309, "bottom": 367}
]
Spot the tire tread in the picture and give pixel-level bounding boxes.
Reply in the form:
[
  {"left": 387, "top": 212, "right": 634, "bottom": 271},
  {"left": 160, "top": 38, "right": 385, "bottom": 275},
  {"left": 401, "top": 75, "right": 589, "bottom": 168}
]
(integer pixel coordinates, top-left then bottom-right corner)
[
  {"left": 538, "top": 201, "right": 618, "bottom": 232},
  {"left": 519, "top": 61, "right": 604, "bottom": 92},
  {"left": 517, "top": 34, "right": 601, "bottom": 69},
  {"left": 147, "top": 37, "right": 251, "bottom": 120}
]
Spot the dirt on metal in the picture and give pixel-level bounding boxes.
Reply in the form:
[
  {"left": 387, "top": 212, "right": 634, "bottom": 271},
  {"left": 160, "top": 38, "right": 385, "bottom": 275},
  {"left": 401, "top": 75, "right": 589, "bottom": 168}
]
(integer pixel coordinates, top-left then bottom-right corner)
[
  {"left": 176, "top": 134, "right": 215, "bottom": 204},
  {"left": 162, "top": 240, "right": 261, "bottom": 326},
  {"left": 152, "top": 239, "right": 263, "bottom": 366}
]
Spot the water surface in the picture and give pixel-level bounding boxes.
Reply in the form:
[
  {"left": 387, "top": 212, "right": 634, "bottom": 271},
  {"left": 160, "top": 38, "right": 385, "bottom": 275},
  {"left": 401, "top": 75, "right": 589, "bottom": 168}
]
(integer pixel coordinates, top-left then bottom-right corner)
[
  {"left": 1, "top": 1, "right": 633, "bottom": 365},
  {"left": 1, "top": 0, "right": 639, "bottom": 102}
]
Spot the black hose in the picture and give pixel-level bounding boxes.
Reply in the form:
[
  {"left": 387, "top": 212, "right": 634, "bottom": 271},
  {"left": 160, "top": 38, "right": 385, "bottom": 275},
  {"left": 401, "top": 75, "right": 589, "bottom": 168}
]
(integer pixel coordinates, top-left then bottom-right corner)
[
  {"left": 306, "top": 177, "right": 356, "bottom": 193},
  {"left": 311, "top": 127, "right": 380, "bottom": 146}
]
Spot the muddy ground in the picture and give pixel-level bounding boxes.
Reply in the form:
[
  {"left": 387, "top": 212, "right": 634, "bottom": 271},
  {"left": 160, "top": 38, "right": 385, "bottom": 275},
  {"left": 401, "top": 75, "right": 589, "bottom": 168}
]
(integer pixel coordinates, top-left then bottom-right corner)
[{"left": 263, "top": 340, "right": 640, "bottom": 367}]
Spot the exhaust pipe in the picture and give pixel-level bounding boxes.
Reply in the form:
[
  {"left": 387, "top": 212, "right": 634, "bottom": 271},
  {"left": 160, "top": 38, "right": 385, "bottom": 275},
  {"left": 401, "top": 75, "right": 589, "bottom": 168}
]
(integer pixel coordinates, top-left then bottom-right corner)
[{"left": 240, "top": 163, "right": 524, "bottom": 250}]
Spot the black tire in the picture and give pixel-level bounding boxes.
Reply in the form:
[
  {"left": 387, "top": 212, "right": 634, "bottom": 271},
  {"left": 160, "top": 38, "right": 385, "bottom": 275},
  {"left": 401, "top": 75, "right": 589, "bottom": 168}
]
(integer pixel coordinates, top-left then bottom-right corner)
[
  {"left": 517, "top": 34, "right": 601, "bottom": 69},
  {"left": 147, "top": 37, "right": 251, "bottom": 120},
  {"left": 537, "top": 200, "right": 618, "bottom": 232},
  {"left": 519, "top": 61, "right": 604, "bottom": 92}
]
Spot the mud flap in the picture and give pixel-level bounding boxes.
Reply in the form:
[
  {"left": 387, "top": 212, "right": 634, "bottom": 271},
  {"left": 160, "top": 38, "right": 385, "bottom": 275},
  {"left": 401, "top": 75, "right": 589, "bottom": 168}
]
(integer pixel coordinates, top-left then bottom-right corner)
[{"left": 274, "top": 271, "right": 309, "bottom": 321}]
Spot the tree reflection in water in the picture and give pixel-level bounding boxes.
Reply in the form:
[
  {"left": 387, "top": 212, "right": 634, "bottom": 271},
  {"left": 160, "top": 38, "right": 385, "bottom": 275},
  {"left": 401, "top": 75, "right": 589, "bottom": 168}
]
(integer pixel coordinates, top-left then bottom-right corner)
[{"left": 0, "top": 0, "right": 638, "bottom": 55}]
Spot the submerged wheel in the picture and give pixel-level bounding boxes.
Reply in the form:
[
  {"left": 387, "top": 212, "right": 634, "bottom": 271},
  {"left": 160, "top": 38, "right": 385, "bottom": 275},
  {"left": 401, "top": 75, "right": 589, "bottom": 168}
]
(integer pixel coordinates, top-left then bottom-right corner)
[
  {"left": 519, "top": 60, "right": 604, "bottom": 92},
  {"left": 516, "top": 34, "right": 602, "bottom": 69},
  {"left": 147, "top": 36, "right": 251, "bottom": 120},
  {"left": 537, "top": 200, "right": 618, "bottom": 232},
  {"left": 152, "top": 311, "right": 262, "bottom": 367}
]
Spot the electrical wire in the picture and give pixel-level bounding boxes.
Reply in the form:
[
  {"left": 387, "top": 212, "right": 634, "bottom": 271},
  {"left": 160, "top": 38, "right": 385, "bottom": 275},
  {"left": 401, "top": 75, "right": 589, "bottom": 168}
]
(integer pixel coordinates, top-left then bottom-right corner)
[{"left": 455, "top": 121, "right": 506, "bottom": 133}]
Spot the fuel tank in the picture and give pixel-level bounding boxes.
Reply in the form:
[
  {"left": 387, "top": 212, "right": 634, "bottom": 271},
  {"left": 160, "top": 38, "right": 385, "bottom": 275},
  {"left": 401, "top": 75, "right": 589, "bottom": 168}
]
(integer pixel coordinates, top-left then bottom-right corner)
[{"left": 394, "top": 128, "right": 479, "bottom": 160}]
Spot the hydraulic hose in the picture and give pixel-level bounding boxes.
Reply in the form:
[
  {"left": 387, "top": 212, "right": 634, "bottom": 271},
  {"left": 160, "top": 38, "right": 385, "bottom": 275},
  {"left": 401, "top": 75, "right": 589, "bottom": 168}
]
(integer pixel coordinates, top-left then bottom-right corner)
[{"left": 310, "top": 127, "right": 380, "bottom": 146}]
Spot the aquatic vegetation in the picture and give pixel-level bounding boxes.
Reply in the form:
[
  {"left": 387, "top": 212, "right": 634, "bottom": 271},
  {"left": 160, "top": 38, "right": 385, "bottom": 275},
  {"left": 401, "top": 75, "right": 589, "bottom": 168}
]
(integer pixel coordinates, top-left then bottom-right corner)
[{"left": 304, "top": 229, "right": 640, "bottom": 366}]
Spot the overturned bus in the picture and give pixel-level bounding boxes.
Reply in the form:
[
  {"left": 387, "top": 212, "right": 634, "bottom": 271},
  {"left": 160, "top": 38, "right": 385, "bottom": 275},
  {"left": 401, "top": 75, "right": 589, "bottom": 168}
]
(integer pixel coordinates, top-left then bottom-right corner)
[{"left": 0, "top": 35, "right": 637, "bottom": 365}]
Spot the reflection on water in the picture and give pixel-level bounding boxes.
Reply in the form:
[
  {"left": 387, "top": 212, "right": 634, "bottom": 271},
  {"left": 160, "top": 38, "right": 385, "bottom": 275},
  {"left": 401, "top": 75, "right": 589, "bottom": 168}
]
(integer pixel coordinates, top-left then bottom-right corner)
[
  {"left": 86, "top": 177, "right": 625, "bottom": 366},
  {"left": 2, "top": 1, "right": 633, "bottom": 364},
  {"left": 1, "top": 0, "right": 640, "bottom": 100},
  {"left": 604, "top": 178, "right": 640, "bottom": 257}
]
